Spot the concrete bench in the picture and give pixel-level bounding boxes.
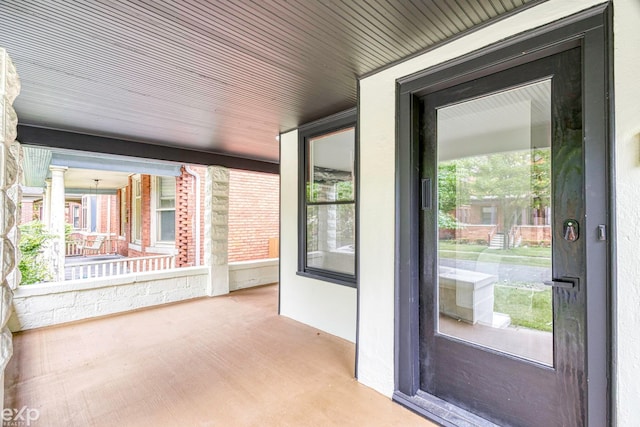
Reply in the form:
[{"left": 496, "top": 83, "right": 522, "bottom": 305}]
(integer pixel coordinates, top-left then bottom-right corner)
[{"left": 439, "top": 266, "right": 497, "bottom": 325}]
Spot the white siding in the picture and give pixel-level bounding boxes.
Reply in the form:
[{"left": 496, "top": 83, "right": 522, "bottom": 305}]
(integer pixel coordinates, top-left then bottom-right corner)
[{"left": 613, "top": 0, "right": 640, "bottom": 425}]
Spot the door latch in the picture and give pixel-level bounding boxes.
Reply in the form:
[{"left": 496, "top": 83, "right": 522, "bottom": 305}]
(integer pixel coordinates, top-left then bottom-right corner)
[
  {"left": 563, "top": 219, "right": 579, "bottom": 242},
  {"left": 544, "top": 277, "right": 579, "bottom": 290},
  {"left": 421, "top": 178, "right": 432, "bottom": 210}
]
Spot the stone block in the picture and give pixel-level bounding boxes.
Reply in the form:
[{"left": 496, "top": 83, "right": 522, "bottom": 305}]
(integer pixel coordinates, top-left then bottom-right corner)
[
  {"left": 0, "top": 49, "right": 20, "bottom": 103},
  {"left": 0, "top": 100, "right": 18, "bottom": 145},
  {"left": 1, "top": 145, "right": 19, "bottom": 191},
  {"left": 439, "top": 266, "right": 496, "bottom": 325},
  {"left": 0, "top": 284, "right": 13, "bottom": 329}
]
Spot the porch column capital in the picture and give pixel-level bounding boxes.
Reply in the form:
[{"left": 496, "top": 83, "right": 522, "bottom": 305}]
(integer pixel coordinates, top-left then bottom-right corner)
[{"left": 49, "top": 165, "right": 68, "bottom": 174}]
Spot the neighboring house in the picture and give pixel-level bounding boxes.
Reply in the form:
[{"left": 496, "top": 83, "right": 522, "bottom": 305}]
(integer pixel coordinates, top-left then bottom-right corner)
[
  {"left": 18, "top": 164, "right": 279, "bottom": 266},
  {"left": 115, "top": 166, "right": 278, "bottom": 265}
]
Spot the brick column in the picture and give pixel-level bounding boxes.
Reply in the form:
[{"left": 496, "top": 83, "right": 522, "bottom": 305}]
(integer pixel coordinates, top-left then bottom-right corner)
[
  {"left": 0, "top": 48, "right": 20, "bottom": 411},
  {"left": 204, "top": 166, "right": 229, "bottom": 296},
  {"left": 176, "top": 168, "right": 192, "bottom": 267}
]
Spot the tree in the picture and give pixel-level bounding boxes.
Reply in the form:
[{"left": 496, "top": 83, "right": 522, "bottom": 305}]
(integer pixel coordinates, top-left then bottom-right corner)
[
  {"left": 18, "top": 221, "right": 54, "bottom": 285},
  {"left": 438, "top": 148, "right": 551, "bottom": 248},
  {"left": 437, "top": 162, "right": 470, "bottom": 230}
]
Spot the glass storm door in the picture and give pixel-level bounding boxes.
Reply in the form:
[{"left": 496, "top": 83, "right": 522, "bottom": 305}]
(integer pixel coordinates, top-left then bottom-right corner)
[{"left": 419, "top": 47, "right": 586, "bottom": 426}]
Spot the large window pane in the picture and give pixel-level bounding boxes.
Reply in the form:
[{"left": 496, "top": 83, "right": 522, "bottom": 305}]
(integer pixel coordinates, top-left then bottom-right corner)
[
  {"left": 158, "top": 176, "right": 176, "bottom": 208},
  {"left": 156, "top": 176, "right": 176, "bottom": 242},
  {"left": 436, "top": 79, "right": 553, "bottom": 365},
  {"left": 133, "top": 178, "right": 141, "bottom": 242},
  {"left": 158, "top": 210, "right": 175, "bottom": 242},
  {"left": 306, "top": 203, "right": 355, "bottom": 276},
  {"left": 308, "top": 128, "right": 355, "bottom": 203}
]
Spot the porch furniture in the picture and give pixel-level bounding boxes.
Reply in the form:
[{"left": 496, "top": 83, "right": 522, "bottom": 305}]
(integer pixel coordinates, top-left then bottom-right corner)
[{"left": 77, "top": 235, "right": 105, "bottom": 256}]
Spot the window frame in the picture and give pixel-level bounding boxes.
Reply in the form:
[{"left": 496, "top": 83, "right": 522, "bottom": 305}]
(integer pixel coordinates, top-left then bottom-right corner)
[
  {"left": 131, "top": 174, "right": 142, "bottom": 244},
  {"left": 119, "top": 187, "right": 126, "bottom": 236},
  {"left": 151, "top": 175, "right": 176, "bottom": 246},
  {"left": 297, "top": 108, "right": 358, "bottom": 287}
]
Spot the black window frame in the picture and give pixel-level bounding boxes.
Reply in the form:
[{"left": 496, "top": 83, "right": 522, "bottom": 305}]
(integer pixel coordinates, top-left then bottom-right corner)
[{"left": 297, "top": 108, "right": 357, "bottom": 287}]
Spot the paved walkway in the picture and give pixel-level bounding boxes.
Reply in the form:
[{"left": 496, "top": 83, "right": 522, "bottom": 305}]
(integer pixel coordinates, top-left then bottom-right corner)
[{"left": 440, "top": 258, "right": 551, "bottom": 283}]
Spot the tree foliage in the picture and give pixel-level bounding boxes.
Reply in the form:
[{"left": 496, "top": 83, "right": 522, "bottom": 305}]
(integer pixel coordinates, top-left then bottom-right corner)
[
  {"left": 18, "top": 221, "right": 53, "bottom": 285},
  {"left": 437, "top": 148, "right": 551, "bottom": 239}
]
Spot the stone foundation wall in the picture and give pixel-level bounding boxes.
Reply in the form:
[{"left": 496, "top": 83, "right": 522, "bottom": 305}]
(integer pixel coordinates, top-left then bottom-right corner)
[{"left": 8, "top": 267, "right": 209, "bottom": 331}]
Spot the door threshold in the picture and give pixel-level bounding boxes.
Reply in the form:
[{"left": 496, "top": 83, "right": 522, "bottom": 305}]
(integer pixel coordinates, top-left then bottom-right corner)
[{"left": 393, "top": 390, "right": 499, "bottom": 427}]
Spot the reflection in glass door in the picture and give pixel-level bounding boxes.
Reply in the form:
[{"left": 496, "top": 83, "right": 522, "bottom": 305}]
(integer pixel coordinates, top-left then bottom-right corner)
[{"left": 436, "top": 79, "right": 553, "bottom": 365}]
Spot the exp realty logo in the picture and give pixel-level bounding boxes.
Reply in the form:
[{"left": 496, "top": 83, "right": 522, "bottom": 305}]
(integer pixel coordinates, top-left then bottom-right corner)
[{"left": 2, "top": 407, "right": 40, "bottom": 426}]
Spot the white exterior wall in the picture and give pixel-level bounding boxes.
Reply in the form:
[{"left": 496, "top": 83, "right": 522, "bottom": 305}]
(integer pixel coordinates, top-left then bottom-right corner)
[
  {"left": 9, "top": 267, "right": 209, "bottom": 331},
  {"left": 357, "top": 0, "right": 610, "bottom": 400},
  {"left": 613, "top": 0, "right": 640, "bottom": 425},
  {"left": 279, "top": 129, "right": 357, "bottom": 342}
]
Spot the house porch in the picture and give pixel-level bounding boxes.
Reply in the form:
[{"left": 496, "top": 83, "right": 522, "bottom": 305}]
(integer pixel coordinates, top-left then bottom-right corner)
[{"left": 4, "top": 285, "right": 432, "bottom": 426}]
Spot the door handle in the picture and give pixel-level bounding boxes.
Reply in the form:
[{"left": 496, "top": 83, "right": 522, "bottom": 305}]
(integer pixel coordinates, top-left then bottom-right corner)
[{"left": 544, "top": 277, "right": 579, "bottom": 290}]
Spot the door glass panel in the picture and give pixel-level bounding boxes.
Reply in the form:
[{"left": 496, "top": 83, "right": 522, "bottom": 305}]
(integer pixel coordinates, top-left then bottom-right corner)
[{"left": 436, "top": 79, "right": 553, "bottom": 365}]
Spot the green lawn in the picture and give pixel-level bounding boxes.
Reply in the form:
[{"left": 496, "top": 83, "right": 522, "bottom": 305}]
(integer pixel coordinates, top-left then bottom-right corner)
[
  {"left": 494, "top": 286, "right": 552, "bottom": 332},
  {"left": 438, "top": 242, "right": 551, "bottom": 268},
  {"left": 438, "top": 242, "right": 553, "bottom": 331}
]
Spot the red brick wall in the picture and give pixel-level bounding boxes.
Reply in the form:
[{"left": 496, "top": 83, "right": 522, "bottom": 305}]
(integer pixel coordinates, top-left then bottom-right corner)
[
  {"left": 19, "top": 201, "right": 35, "bottom": 224},
  {"left": 454, "top": 225, "right": 496, "bottom": 244},
  {"left": 228, "top": 169, "right": 279, "bottom": 262},
  {"left": 95, "top": 195, "right": 118, "bottom": 236},
  {"left": 175, "top": 166, "right": 201, "bottom": 267},
  {"left": 119, "top": 167, "right": 279, "bottom": 264},
  {"left": 125, "top": 174, "right": 153, "bottom": 258},
  {"left": 520, "top": 225, "right": 551, "bottom": 246}
]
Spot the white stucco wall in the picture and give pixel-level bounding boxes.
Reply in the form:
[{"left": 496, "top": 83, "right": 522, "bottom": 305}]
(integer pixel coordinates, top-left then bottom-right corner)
[
  {"left": 357, "top": 0, "right": 608, "bottom": 400},
  {"left": 9, "top": 267, "right": 209, "bottom": 331},
  {"left": 279, "top": 129, "right": 357, "bottom": 342},
  {"left": 613, "top": 0, "right": 640, "bottom": 425}
]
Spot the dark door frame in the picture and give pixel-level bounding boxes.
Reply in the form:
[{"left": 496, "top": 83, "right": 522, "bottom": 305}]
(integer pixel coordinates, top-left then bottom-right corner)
[{"left": 393, "top": 4, "right": 611, "bottom": 426}]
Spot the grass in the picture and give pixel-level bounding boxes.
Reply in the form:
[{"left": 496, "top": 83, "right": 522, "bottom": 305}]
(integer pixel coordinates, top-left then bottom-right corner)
[
  {"left": 494, "top": 285, "right": 552, "bottom": 332},
  {"left": 438, "top": 241, "right": 553, "bottom": 331},
  {"left": 438, "top": 242, "right": 551, "bottom": 268}
]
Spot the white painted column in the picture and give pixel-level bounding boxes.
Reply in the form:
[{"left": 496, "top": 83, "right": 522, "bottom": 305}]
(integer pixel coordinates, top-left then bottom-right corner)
[
  {"left": 204, "top": 166, "right": 229, "bottom": 296},
  {"left": 43, "top": 178, "right": 51, "bottom": 227},
  {"left": 49, "top": 166, "right": 67, "bottom": 282},
  {"left": 0, "top": 47, "right": 21, "bottom": 414}
]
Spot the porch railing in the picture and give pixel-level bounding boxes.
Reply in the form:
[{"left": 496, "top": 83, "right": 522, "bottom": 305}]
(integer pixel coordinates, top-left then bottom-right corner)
[{"left": 67, "top": 254, "right": 176, "bottom": 281}]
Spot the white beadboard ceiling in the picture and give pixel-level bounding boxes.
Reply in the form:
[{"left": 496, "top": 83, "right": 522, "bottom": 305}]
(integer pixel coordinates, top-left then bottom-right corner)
[{"left": 0, "top": 0, "right": 542, "bottom": 165}]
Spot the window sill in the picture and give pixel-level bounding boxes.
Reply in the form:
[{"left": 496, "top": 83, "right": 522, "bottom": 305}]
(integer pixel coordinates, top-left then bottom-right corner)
[
  {"left": 146, "top": 245, "right": 178, "bottom": 255},
  {"left": 296, "top": 270, "right": 357, "bottom": 288},
  {"left": 128, "top": 243, "right": 142, "bottom": 251}
]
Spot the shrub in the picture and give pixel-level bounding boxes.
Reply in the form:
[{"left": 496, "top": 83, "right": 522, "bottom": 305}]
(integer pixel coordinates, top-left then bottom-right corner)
[{"left": 18, "top": 221, "right": 54, "bottom": 285}]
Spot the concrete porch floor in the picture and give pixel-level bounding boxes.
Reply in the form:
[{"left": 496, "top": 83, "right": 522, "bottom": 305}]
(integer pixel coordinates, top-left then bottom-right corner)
[{"left": 4, "top": 284, "right": 433, "bottom": 427}]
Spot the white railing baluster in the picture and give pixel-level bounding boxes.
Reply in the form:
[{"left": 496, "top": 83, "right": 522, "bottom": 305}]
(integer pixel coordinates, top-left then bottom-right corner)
[{"left": 65, "top": 254, "right": 177, "bottom": 281}]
